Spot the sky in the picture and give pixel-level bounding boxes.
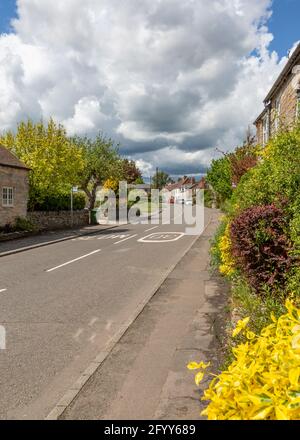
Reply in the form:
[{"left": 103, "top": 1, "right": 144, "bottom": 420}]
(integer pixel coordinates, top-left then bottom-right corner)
[{"left": 0, "top": 1, "right": 299, "bottom": 178}]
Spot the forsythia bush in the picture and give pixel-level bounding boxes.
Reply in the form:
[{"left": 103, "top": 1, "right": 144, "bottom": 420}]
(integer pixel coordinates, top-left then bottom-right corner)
[
  {"left": 104, "top": 178, "right": 119, "bottom": 193},
  {"left": 219, "top": 223, "right": 236, "bottom": 277},
  {"left": 188, "top": 301, "right": 300, "bottom": 420}
]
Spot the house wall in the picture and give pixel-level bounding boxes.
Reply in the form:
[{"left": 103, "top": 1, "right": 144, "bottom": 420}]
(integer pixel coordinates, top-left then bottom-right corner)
[
  {"left": 0, "top": 165, "right": 29, "bottom": 227},
  {"left": 255, "top": 119, "right": 264, "bottom": 145},
  {"left": 270, "top": 71, "right": 300, "bottom": 135},
  {"left": 255, "top": 53, "right": 300, "bottom": 144}
]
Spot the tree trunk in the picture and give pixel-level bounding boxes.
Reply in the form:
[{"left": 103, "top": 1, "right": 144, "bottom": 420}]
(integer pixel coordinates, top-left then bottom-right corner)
[{"left": 83, "top": 179, "right": 100, "bottom": 210}]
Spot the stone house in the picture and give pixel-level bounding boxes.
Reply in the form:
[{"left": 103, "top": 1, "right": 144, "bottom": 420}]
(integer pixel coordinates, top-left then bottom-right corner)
[
  {"left": 254, "top": 43, "right": 300, "bottom": 145},
  {"left": 0, "top": 145, "right": 30, "bottom": 227}
]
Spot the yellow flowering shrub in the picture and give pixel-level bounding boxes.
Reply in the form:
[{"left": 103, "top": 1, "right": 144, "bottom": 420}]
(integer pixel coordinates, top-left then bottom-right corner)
[
  {"left": 219, "top": 223, "right": 236, "bottom": 277},
  {"left": 188, "top": 300, "right": 300, "bottom": 420},
  {"left": 103, "top": 178, "right": 119, "bottom": 193}
]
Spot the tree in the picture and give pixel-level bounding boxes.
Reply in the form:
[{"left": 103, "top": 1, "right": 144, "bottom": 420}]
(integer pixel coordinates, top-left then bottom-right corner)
[
  {"left": 228, "top": 134, "right": 257, "bottom": 186},
  {"left": 206, "top": 156, "right": 232, "bottom": 202},
  {"left": 122, "top": 159, "right": 143, "bottom": 184},
  {"left": 152, "top": 170, "right": 172, "bottom": 190},
  {"left": 0, "top": 119, "right": 85, "bottom": 209},
  {"left": 74, "top": 134, "right": 122, "bottom": 210}
]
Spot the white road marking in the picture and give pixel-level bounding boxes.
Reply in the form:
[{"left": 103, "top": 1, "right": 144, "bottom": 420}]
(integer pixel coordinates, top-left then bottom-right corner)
[
  {"left": 73, "top": 328, "right": 84, "bottom": 340},
  {"left": 97, "top": 234, "right": 128, "bottom": 240},
  {"left": 0, "top": 289, "right": 7, "bottom": 293},
  {"left": 89, "top": 317, "right": 99, "bottom": 327},
  {"left": 145, "top": 226, "right": 159, "bottom": 232},
  {"left": 89, "top": 333, "right": 97, "bottom": 343},
  {"left": 105, "top": 320, "right": 113, "bottom": 331},
  {"left": 113, "top": 234, "right": 138, "bottom": 245},
  {"left": 46, "top": 249, "right": 101, "bottom": 272},
  {"left": 138, "top": 232, "right": 185, "bottom": 243}
]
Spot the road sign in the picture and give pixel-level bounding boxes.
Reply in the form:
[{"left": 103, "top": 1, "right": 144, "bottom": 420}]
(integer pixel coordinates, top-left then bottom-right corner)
[{"left": 72, "top": 186, "right": 79, "bottom": 193}]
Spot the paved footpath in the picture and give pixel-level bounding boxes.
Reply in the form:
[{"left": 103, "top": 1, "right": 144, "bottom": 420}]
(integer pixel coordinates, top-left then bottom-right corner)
[
  {"left": 0, "top": 224, "right": 117, "bottom": 256},
  {"left": 61, "top": 210, "right": 229, "bottom": 420}
]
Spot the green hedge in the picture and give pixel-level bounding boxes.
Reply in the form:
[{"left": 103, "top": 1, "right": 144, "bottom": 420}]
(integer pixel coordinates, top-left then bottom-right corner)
[{"left": 31, "top": 192, "right": 86, "bottom": 211}]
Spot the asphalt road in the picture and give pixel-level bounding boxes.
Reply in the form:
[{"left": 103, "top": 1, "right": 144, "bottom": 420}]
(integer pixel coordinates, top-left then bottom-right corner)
[{"left": 0, "top": 205, "right": 213, "bottom": 419}]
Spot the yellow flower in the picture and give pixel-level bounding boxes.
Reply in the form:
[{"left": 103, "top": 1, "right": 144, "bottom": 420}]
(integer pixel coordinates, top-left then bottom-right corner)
[
  {"left": 218, "top": 223, "right": 236, "bottom": 277},
  {"left": 246, "top": 331, "right": 256, "bottom": 340},
  {"left": 190, "top": 300, "right": 300, "bottom": 420},
  {"left": 195, "top": 371, "right": 205, "bottom": 385},
  {"left": 187, "top": 361, "right": 210, "bottom": 371},
  {"left": 232, "top": 317, "right": 250, "bottom": 337}
]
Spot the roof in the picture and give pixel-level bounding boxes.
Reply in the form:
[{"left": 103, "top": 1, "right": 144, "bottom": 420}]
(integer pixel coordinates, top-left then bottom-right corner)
[
  {"left": 264, "top": 43, "right": 300, "bottom": 104},
  {"left": 192, "top": 177, "right": 206, "bottom": 190},
  {"left": 0, "top": 145, "right": 30, "bottom": 170},
  {"left": 127, "top": 184, "right": 151, "bottom": 189},
  {"left": 254, "top": 107, "right": 268, "bottom": 125},
  {"left": 165, "top": 176, "right": 199, "bottom": 191}
]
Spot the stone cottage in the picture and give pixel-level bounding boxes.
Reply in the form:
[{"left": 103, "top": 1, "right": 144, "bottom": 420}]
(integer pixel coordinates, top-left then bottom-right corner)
[
  {"left": 255, "top": 43, "right": 300, "bottom": 145},
  {"left": 0, "top": 145, "right": 30, "bottom": 227}
]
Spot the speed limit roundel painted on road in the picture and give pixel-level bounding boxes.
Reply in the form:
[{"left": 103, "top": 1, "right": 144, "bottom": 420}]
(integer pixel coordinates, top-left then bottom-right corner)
[{"left": 138, "top": 232, "right": 185, "bottom": 243}]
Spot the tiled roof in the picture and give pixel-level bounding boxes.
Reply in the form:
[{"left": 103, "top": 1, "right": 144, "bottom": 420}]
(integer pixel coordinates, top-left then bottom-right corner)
[
  {"left": 264, "top": 43, "right": 300, "bottom": 103},
  {"left": 165, "top": 176, "right": 201, "bottom": 191},
  {"left": 0, "top": 145, "right": 30, "bottom": 170}
]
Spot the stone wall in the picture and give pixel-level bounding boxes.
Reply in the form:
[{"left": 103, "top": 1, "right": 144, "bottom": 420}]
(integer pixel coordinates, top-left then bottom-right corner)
[
  {"left": 255, "top": 52, "right": 300, "bottom": 144},
  {"left": 0, "top": 165, "right": 29, "bottom": 227},
  {"left": 255, "top": 119, "right": 264, "bottom": 145},
  {"left": 270, "top": 71, "right": 300, "bottom": 135},
  {"left": 27, "top": 210, "right": 89, "bottom": 230}
]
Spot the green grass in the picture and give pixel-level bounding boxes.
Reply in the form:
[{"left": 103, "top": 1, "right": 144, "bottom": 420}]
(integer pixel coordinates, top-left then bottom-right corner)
[{"left": 231, "top": 277, "right": 286, "bottom": 335}]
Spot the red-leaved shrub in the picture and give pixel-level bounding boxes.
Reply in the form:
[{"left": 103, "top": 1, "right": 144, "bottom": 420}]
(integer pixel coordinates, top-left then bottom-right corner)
[{"left": 230, "top": 204, "right": 293, "bottom": 293}]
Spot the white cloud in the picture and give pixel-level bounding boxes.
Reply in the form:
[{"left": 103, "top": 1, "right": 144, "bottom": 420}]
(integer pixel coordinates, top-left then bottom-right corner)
[
  {"left": 0, "top": 0, "right": 293, "bottom": 174},
  {"left": 63, "top": 97, "right": 109, "bottom": 135}
]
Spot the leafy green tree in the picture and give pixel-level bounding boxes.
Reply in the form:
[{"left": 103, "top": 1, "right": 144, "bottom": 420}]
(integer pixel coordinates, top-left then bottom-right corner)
[
  {"left": 0, "top": 119, "right": 85, "bottom": 209},
  {"left": 152, "top": 170, "right": 172, "bottom": 190},
  {"left": 134, "top": 176, "right": 144, "bottom": 184},
  {"left": 206, "top": 156, "right": 232, "bottom": 202},
  {"left": 74, "top": 134, "right": 122, "bottom": 209}
]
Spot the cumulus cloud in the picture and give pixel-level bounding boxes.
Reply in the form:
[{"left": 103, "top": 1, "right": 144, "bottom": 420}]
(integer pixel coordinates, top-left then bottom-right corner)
[{"left": 0, "top": 0, "right": 292, "bottom": 175}]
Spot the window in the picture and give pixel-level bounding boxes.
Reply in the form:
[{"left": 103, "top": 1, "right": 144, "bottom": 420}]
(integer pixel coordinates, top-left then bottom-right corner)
[
  {"left": 274, "top": 97, "right": 281, "bottom": 132},
  {"left": 262, "top": 113, "right": 269, "bottom": 146},
  {"left": 2, "top": 187, "right": 14, "bottom": 207}
]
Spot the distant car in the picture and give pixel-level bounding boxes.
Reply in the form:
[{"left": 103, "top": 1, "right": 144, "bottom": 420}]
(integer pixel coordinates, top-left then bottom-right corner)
[{"left": 185, "top": 199, "right": 193, "bottom": 205}]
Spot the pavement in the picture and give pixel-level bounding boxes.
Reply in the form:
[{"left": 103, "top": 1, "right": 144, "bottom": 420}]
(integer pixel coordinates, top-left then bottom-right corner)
[
  {"left": 0, "top": 205, "right": 226, "bottom": 420},
  {"left": 0, "top": 223, "right": 118, "bottom": 256},
  {"left": 61, "top": 209, "right": 228, "bottom": 420}
]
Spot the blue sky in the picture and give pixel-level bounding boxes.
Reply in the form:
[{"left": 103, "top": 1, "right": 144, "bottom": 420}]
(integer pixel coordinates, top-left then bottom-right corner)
[
  {"left": 0, "top": 0, "right": 16, "bottom": 34},
  {"left": 268, "top": 0, "right": 300, "bottom": 56}
]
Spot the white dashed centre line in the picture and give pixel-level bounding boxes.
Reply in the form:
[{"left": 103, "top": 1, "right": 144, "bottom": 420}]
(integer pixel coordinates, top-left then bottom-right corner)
[
  {"left": 46, "top": 249, "right": 101, "bottom": 272},
  {"left": 113, "top": 234, "right": 138, "bottom": 245},
  {"left": 0, "top": 289, "right": 7, "bottom": 293}
]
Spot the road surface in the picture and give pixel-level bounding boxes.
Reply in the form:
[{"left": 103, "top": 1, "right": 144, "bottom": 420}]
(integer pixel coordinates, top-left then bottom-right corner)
[{"left": 0, "top": 206, "right": 213, "bottom": 419}]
